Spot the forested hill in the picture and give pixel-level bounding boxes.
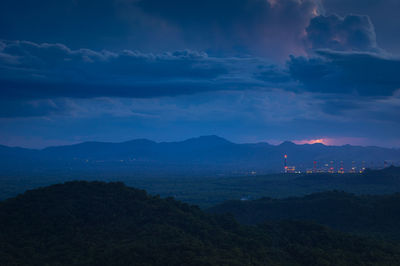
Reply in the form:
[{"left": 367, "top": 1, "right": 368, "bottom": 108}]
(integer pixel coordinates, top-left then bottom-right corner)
[
  {"left": 208, "top": 190, "right": 400, "bottom": 240},
  {"left": 1, "top": 182, "right": 400, "bottom": 265}
]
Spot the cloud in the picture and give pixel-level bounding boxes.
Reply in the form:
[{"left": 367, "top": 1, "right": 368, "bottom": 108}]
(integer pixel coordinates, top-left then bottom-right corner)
[
  {"left": 0, "top": 0, "right": 324, "bottom": 59},
  {"left": 2, "top": 37, "right": 400, "bottom": 121},
  {"left": 0, "top": 40, "right": 224, "bottom": 78},
  {"left": 3, "top": 37, "right": 400, "bottom": 119},
  {"left": 0, "top": 99, "right": 67, "bottom": 118},
  {"left": 1, "top": 0, "right": 400, "bottom": 147},
  {"left": 288, "top": 50, "right": 400, "bottom": 96},
  {"left": 133, "top": 0, "right": 322, "bottom": 58},
  {"left": 255, "top": 65, "right": 292, "bottom": 84},
  {"left": 3, "top": 89, "right": 400, "bottom": 148},
  {"left": 0, "top": 40, "right": 267, "bottom": 99},
  {"left": 306, "top": 14, "right": 377, "bottom": 52},
  {"left": 286, "top": 10, "right": 400, "bottom": 98},
  {"left": 0, "top": 0, "right": 397, "bottom": 59},
  {"left": 321, "top": 0, "right": 400, "bottom": 54}
]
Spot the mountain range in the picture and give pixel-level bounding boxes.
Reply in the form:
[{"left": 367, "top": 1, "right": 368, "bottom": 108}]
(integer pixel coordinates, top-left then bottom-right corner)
[{"left": 1, "top": 135, "right": 400, "bottom": 174}]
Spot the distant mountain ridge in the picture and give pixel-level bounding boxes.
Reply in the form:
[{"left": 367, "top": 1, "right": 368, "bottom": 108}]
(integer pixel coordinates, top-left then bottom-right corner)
[{"left": 1, "top": 135, "right": 400, "bottom": 174}]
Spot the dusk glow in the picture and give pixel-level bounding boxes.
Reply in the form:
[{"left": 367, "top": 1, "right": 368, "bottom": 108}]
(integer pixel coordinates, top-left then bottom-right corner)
[
  {"left": 293, "top": 137, "right": 376, "bottom": 146},
  {"left": 294, "top": 139, "right": 329, "bottom": 145}
]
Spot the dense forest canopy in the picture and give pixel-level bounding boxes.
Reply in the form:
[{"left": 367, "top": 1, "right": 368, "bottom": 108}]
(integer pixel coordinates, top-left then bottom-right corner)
[
  {"left": 208, "top": 190, "right": 400, "bottom": 240},
  {"left": 1, "top": 181, "right": 400, "bottom": 265}
]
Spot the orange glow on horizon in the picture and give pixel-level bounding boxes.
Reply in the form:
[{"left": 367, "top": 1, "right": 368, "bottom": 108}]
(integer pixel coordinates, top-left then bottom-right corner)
[
  {"left": 308, "top": 139, "right": 327, "bottom": 144},
  {"left": 294, "top": 138, "right": 330, "bottom": 145},
  {"left": 291, "top": 137, "right": 369, "bottom": 146}
]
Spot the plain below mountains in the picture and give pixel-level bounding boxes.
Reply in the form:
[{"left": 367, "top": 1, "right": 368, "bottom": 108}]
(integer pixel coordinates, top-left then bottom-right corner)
[
  {"left": 1, "top": 181, "right": 400, "bottom": 266},
  {"left": 1, "top": 135, "right": 400, "bottom": 175}
]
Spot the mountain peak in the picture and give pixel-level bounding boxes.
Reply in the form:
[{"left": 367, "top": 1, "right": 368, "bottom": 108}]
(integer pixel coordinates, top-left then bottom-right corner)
[
  {"left": 310, "top": 142, "right": 326, "bottom": 147},
  {"left": 182, "top": 135, "right": 232, "bottom": 145},
  {"left": 123, "top": 138, "right": 157, "bottom": 145},
  {"left": 279, "top": 141, "right": 296, "bottom": 146}
]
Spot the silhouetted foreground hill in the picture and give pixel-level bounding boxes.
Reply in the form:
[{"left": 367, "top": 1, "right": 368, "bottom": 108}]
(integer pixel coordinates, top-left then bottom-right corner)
[
  {"left": 208, "top": 190, "right": 400, "bottom": 240},
  {"left": 1, "top": 182, "right": 400, "bottom": 265}
]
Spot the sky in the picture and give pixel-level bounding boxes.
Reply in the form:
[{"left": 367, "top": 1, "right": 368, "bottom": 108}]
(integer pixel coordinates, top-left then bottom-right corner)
[{"left": 1, "top": 0, "right": 400, "bottom": 148}]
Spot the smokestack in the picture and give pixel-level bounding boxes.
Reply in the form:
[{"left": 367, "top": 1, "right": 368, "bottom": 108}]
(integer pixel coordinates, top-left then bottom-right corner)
[{"left": 284, "top": 154, "right": 288, "bottom": 173}]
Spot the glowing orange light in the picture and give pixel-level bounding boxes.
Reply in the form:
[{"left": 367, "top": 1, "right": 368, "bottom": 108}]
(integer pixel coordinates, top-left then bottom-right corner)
[
  {"left": 294, "top": 138, "right": 330, "bottom": 145},
  {"left": 308, "top": 139, "right": 326, "bottom": 144}
]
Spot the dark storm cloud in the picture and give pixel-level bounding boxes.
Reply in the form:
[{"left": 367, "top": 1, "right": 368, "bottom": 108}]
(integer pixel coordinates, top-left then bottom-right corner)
[
  {"left": 2, "top": 36, "right": 399, "bottom": 107},
  {"left": 306, "top": 14, "right": 377, "bottom": 52},
  {"left": 0, "top": 40, "right": 262, "bottom": 99},
  {"left": 0, "top": 40, "right": 225, "bottom": 78},
  {"left": 288, "top": 50, "right": 400, "bottom": 96},
  {"left": 255, "top": 65, "right": 292, "bottom": 84},
  {"left": 289, "top": 10, "right": 400, "bottom": 97},
  {"left": 0, "top": 0, "right": 323, "bottom": 58},
  {"left": 322, "top": 0, "right": 400, "bottom": 54},
  {"left": 0, "top": 0, "right": 130, "bottom": 49},
  {"left": 135, "top": 0, "right": 319, "bottom": 34},
  {"left": 134, "top": 0, "right": 321, "bottom": 57}
]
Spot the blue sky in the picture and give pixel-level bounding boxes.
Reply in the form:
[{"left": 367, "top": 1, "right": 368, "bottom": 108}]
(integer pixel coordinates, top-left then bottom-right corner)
[{"left": 1, "top": 0, "right": 400, "bottom": 148}]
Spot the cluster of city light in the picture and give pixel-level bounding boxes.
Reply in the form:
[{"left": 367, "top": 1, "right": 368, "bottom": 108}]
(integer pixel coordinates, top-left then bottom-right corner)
[{"left": 283, "top": 154, "right": 370, "bottom": 174}]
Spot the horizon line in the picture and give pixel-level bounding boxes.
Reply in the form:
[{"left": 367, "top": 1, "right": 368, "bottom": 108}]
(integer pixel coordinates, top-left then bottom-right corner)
[{"left": 1, "top": 135, "right": 398, "bottom": 150}]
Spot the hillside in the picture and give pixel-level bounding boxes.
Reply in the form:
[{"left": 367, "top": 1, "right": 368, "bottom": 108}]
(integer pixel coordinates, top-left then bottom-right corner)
[
  {"left": 1, "top": 181, "right": 400, "bottom": 265},
  {"left": 208, "top": 190, "right": 400, "bottom": 240}
]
